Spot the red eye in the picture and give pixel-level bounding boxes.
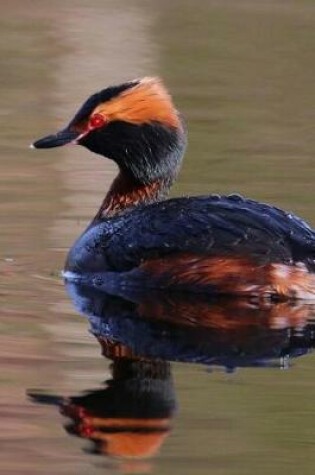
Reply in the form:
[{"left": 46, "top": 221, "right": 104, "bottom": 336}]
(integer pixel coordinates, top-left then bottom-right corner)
[{"left": 89, "top": 113, "right": 106, "bottom": 129}]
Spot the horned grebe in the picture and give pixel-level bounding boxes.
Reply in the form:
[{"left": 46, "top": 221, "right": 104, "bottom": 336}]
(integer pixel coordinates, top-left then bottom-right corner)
[{"left": 33, "top": 77, "right": 315, "bottom": 299}]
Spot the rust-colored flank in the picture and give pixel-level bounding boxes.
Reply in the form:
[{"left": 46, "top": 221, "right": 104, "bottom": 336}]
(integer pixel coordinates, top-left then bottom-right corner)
[
  {"left": 93, "top": 77, "right": 182, "bottom": 129},
  {"left": 138, "top": 254, "right": 315, "bottom": 300}
]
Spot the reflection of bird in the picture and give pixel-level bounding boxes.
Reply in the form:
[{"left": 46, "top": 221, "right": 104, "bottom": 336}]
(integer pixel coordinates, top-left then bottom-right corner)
[
  {"left": 29, "top": 358, "right": 175, "bottom": 463},
  {"left": 67, "top": 282, "right": 315, "bottom": 369},
  {"left": 33, "top": 77, "right": 315, "bottom": 299}
]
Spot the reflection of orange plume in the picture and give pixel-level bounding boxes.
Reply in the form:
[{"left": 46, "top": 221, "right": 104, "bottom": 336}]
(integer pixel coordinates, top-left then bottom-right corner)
[
  {"left": 62, "top": 403, "right": 171, "bottom": 458},
  {"left": 57, "top": 358, "right": 175, "bottom": 462},
  {"left": 94, "top": 431, "right": 169, "bottom": 458},
  {"left": 82, "top": 419, "right": 169, "bottom": 458}
]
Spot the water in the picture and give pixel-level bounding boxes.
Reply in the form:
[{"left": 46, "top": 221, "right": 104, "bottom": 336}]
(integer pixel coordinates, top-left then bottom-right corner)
[{"left": 1, "top": 1, "right": 315, "bottom": 474}]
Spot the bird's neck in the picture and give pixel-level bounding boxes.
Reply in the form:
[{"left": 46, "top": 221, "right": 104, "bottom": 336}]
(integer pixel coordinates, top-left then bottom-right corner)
[{"left": 92, "top": 171, "right": 172, "bottom": 221}]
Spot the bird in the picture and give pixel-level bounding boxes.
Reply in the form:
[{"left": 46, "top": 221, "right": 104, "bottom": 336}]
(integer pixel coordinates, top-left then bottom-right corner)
[{"left": 32, "top": 77, "right": 315, "bottom": 300}]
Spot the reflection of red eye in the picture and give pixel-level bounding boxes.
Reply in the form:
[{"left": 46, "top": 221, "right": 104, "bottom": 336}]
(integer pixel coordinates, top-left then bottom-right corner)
[{"left": 89, "top": 113, "right": 106, "bottom": 129}]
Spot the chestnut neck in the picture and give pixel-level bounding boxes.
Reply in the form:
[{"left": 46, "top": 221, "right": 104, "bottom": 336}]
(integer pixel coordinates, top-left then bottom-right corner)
[{"left": 92, "top": 172, "right": 172, "bottom": 222}]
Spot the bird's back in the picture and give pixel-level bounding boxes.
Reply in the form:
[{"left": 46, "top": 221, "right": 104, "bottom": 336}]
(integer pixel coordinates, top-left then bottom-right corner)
[{"left": 67, "top": 194, "right": 315, "bottom": 272}]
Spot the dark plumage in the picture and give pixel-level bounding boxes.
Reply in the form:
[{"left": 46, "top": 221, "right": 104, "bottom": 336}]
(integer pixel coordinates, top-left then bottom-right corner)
[
  {"left": 66, "top": 194, "right": 315, "bottom": 270},
  {"left": 33, "top": 77, "right": 315, "bottom": 299}
]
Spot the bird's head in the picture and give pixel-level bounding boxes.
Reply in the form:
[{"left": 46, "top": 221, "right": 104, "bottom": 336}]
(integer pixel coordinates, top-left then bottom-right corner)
[{"left": 33, "top": 77, "right": 187, "bottom": 184}]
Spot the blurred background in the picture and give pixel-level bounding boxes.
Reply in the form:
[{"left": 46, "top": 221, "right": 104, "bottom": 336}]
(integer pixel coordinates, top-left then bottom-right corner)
[{"left": 1, "top": 1, "right": 315, "bottom": 474}]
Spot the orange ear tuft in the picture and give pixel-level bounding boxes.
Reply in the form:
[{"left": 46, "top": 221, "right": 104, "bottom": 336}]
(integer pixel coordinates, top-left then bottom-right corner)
[{"left": 93, "top": 77, "right": 181, "bottom": 129}]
